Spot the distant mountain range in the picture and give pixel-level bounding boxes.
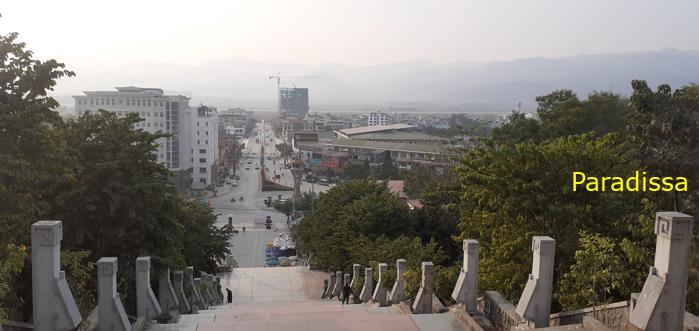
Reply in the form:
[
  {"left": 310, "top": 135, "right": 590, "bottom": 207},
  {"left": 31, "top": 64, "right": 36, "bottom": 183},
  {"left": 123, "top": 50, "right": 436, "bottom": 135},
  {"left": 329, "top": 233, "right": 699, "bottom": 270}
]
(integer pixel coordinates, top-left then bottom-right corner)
[{"left": 53, "top": 49, "right": 699, "bottom": 113}]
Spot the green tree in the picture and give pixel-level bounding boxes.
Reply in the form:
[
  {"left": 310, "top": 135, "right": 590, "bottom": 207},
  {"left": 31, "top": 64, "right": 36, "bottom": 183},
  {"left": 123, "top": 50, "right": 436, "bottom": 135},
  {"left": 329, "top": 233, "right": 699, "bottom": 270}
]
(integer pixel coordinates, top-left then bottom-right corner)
[
  {"left": 293, "top": 179, "right": 414, "bottom": 270},
  {"left": 341, "top": 161, "right": 370, "bottom": 180},
  {"left": 557, "top": 232, "right": 634, "bottom": 310},
  {"left": 0, "top": 31, "right": 74, "bottom": 246},
  {"left": 491, "top": 112, "right": 543, "bottom": 145},
  {"left": 373, "top": 150, "right": 398, "bottom": 179},
  {"left": 0, "top": 30, "right": 74, "bottom": 319},
  {"left": 456, "top": 134, "right": 654, "bottom": 307}
]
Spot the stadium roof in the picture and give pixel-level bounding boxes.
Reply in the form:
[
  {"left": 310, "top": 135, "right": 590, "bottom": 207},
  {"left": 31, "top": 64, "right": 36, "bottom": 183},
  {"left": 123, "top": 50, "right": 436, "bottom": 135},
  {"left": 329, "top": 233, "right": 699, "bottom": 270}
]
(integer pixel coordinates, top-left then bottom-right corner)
[
  {"left": 337, "top": 124, "right": 415, "bottom": 136},
  {"left": 348, "top": 130, "right": 448, "bottom": 141}
]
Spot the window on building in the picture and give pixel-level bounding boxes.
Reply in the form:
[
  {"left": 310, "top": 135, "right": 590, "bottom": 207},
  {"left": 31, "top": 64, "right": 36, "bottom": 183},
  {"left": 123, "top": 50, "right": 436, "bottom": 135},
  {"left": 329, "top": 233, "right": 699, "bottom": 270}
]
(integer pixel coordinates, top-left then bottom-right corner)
[
  {"left": 199, "top": 158, "right": 206, "bottom": 163},
  {"left": 205, "top": 140, "right": 208, "bottom": 144},
  {"left": 126, "top": 99, "right": 130, "bottom": 106},
  {"left": 199, "top": 167, "right": 207, "bottom": 173},
  {"left": 111, "top": 98, "right": 115, "bottom": 105},
  {"left": 206, "top": 131, "right": 209, "bottom": 136},
  {"left": 159, "top": 101, "right": 163, "bottom": 107},
  {"left": 147, "top": 100, "right": 151, "bottom": 106},
  {"left": 199, "top": 178, "right": 206, "bottom": 183},
  {"left": 199, "top": 149, "right": 206, "bottom": 153}
]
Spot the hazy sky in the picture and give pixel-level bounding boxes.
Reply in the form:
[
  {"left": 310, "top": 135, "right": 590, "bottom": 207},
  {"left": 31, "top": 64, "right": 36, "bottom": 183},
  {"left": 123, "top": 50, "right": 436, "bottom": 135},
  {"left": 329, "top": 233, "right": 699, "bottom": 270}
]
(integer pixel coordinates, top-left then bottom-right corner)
[{"left": 3, "top": 0, "right": 699, "bottom": 67}]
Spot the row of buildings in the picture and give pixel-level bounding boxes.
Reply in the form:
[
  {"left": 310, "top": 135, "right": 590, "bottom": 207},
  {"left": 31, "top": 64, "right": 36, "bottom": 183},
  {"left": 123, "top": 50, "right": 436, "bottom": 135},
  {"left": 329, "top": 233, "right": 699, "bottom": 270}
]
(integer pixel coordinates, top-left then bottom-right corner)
[
  {"left": 285, "top": 123, "right": 453, "bottom": 176},
  {"left": 73, "top": 86, "right": 221, "bottom": 192}
]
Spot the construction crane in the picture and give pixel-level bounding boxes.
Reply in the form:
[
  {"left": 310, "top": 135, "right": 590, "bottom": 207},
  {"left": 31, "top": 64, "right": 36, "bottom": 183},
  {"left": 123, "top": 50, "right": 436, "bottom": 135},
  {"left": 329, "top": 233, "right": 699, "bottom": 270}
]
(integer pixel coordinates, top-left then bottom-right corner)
[{"left": 268, "top": 73, "right": 318, "bottom": 113}]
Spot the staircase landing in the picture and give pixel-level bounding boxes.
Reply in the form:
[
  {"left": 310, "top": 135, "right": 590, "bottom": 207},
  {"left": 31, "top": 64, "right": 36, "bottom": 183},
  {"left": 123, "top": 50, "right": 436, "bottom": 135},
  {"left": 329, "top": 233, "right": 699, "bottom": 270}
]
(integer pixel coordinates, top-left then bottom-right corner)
[{"left": 150, "top": 267, "right": 467, "bottom": 331}]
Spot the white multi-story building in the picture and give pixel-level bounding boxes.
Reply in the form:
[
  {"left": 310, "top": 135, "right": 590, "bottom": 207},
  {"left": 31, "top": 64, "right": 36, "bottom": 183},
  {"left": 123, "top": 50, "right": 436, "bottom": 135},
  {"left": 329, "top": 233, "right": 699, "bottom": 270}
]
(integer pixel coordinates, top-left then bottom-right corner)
[
  {"left": 190, "top": 105, "right": 218, "bottom": 190},
  {"left": 368, "top": 111, "right": 389, "bottom": 126},
  {"left": 73, "top": 86, "right": 218, "bottom": 191}
]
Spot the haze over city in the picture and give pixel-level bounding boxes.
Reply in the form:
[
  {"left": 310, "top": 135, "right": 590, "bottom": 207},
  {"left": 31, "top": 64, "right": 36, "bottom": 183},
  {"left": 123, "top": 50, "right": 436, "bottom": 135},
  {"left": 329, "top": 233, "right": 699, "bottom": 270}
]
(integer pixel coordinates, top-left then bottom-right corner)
[
  {"left": 4, "top": 0, "right": 699, "bottom": 111},
  {"left": 2, "top": 2, "right": 699, "bottom": 331}
]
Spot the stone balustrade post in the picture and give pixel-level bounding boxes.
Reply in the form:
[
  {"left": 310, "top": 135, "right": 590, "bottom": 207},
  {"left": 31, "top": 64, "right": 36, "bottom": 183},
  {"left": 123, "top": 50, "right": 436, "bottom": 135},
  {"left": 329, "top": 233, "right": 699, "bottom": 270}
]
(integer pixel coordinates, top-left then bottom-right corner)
[
  {"left": 173, "top": 270, "right": 191, "bottom": 314},
  {"left": 372, "top": 263, "right": 388, "bottom": 306},
  {"left": 136, "top": 257, "right": 162, "bottom": 321},
  {"left": 97, "top": 257, "right": 131, "bottom": 331},
  {"left": 452, "top": 239, "right": 480, "bottom": 312},
  {"left": 630, "top": 212, "right": 694, "bottom": 331},
  {"left": 389, "top": 259, "right": 407, "bottom": 304},
  {"left": 214, "top": 276, "right": 223, "bottom": 303},
  {"left": 412, "top": 262, "right": 434, "bottom": 314},
  {"left": 194, "top": 278, "right": 207, "bottom": 307},
  {"left": 31, "top": 221, "right": 82, "bottom": 331},
  {"left": 206, "top": 275, "right": 218, "bottom": 304},
  {"left": 158, "top": 267, "right": 180, "bottom": 313},
  {"left": 198, "top": 272, "right": 211, "bottom": 305},
  {"left": 359, "top": 268, "right": 373, "bottom": 302},
  {"left": 322, "top": 279, "right": 329, "bottom": 299},
  {"left": 332, "top": 271, "right": 343, "bottom": 298},
  {"left": 185, "top": 267, "right": 204, "bottom": 311},
  {"left": 350, "top": 264, "right": 361, "bottom": 288},
  {"left": 325, "top": 272, "right": 336, "bottom": 299},
  {"left": 516, "top": 236, "right": 555, "bottom": 328}
]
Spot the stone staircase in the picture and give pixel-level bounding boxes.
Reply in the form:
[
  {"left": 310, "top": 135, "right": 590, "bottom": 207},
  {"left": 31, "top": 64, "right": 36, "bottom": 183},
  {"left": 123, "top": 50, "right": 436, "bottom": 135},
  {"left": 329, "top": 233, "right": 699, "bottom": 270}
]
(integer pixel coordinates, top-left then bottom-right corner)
[{"left": 148, "top": 266, "right": 469, "bottom": 331}]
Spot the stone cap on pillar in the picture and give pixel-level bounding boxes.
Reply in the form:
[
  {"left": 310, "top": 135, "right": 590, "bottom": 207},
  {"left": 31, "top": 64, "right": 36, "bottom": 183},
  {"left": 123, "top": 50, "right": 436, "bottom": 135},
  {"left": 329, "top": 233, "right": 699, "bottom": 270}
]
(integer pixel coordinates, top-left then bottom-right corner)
[
  {"left": 136, "top": 257, "right": 151, "bottom": 270},
  {"left": 464, "top": 240, "right": 479, "bottom": 255},
  {"left": 32, "top": 220, "right": 63, "bottom": 246},
  {"left": 655, "top": 211, "right": 693, "bottom": 240},
  {"left": 98, "top": 257, "right": 118, "bottom": 275},
  {"left": 532, "top": 236, "right": 555, "bottom": 255}
]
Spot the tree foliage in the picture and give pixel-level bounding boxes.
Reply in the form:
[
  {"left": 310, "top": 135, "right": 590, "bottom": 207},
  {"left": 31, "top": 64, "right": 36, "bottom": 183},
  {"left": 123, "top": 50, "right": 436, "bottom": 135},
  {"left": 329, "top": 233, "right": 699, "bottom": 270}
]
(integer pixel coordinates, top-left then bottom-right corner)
[
  {"left": 0, "top": 31, "right": 231, "bottom": 318},
  {"left": 341, "top": 161, "right": 370, "bottom": 180}
]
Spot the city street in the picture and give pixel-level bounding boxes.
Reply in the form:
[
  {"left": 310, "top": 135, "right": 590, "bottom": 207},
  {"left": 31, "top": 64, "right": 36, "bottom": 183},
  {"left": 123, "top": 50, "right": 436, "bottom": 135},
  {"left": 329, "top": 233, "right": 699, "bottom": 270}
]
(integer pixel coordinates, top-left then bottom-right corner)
[{"left": 211, "top": 122, "right": 291, "bottom": 267}]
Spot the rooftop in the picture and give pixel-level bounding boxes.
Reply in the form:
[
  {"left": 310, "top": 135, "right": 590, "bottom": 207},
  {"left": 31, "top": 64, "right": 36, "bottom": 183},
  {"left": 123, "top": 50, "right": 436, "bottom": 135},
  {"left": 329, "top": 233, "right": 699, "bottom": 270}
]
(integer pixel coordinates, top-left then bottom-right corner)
[
  {"left": 348, "top": 130, "right": 448, "bottom": 141},
  {"left": 337, "top": 124, "right": 415, "bottom": 136},
  {"left": 326, "top": 139, "right": 447, "bottom": 154}
]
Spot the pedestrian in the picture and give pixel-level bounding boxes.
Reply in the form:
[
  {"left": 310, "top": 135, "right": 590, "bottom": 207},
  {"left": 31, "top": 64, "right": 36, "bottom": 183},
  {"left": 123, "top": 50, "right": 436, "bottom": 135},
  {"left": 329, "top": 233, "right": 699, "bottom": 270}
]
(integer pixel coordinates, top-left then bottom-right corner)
[
  {"left": 226, "top": 288, "right": 233, "bottom": 304},
  {"left": 341, "top": 282, "right": 353, "bottom": 305},
  {"left": 242, "top": 226, "right": 246, "bottom": 232}
]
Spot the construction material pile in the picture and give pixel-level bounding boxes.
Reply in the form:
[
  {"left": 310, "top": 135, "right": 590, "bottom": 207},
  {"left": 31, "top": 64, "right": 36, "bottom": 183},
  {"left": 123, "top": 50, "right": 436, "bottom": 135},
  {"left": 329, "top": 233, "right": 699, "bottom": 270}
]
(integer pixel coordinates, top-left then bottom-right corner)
[{"left": 272, "top": 232, "right": 295, "bottom": 250}]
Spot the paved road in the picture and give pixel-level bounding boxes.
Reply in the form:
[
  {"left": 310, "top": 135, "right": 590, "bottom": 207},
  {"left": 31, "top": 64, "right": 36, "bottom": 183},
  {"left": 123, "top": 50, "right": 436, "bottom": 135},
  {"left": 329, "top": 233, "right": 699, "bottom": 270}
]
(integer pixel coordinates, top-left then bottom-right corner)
[{"left": 211, "top": 122, "right": 293, "bottom": 267}]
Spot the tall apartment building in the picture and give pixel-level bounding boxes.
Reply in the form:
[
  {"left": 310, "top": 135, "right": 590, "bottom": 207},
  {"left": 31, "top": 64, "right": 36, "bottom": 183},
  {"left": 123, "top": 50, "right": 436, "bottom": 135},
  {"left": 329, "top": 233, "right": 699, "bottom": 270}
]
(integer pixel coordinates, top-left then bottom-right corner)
[
  {"left": 73, "top": 86, "right": 218, "bottom": 191},
  {"left": 368, "top": 111, "right": 389, "bottom": 126},
  {"left": 190, "top": 105, "right": 219, "bottom": 190},
  {"left": 279, "top": 87, "right": 309, "bottom": 117}
]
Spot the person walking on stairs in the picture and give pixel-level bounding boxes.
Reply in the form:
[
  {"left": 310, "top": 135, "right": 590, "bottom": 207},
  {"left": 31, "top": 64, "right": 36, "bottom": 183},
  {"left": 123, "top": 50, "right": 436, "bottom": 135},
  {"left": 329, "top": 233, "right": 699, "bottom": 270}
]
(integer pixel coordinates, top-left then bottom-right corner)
[
  {"left": 226, "top": 288, "right": 233, "bottom": 304},
  {"left": 341, "top": 283, "right": 354, "bottom": 305}
]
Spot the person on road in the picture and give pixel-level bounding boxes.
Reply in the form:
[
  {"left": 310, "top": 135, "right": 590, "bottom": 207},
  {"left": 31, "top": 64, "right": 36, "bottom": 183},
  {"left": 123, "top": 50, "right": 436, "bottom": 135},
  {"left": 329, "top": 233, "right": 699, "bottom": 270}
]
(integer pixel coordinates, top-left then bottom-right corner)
[
  {"left": 341, "top": 283, "right": 354, "bottom": 305},
  {"left": 226, "top": 288, "right": 233, "bottom": 304},
  {"left": 242, "top": 226, "right": 246, "bottom": 232}
]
